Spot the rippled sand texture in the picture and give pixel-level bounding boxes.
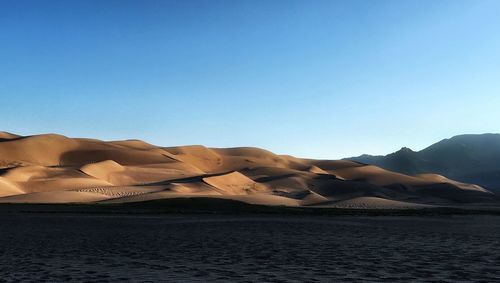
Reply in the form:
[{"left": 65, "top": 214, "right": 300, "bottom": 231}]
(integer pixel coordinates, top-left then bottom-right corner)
[{"left": 1, "top": 215, "right": 499, "bottom": 282}]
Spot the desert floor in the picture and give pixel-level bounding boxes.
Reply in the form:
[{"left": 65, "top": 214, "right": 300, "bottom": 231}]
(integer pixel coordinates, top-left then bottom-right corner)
[{"left": 1, "top": 213, "right": 499, "bottom": 282}]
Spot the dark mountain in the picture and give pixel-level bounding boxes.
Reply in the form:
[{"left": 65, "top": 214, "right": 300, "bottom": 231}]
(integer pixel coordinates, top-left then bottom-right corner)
[{"left": 347, "top": 134, "right": 500, "bottom": 193}]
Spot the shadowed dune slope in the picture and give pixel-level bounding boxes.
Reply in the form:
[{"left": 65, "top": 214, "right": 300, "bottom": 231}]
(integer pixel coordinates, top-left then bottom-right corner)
[
  {"left": 0, "top": 132, "right": 497, "bottom": 207},
  {"left": 0, "top": 131, "right": 20, "bottom": 141}
]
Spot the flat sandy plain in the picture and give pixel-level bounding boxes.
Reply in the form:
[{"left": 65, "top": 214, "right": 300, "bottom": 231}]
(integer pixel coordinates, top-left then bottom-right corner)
[{"left": 1, "top": 212, "right": 500, "bottom": 282}]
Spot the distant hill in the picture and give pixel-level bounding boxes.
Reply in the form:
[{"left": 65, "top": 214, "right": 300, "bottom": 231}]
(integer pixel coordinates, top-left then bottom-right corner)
[{"left": 347, "top": 134, "right": 500, "bottom": 193}]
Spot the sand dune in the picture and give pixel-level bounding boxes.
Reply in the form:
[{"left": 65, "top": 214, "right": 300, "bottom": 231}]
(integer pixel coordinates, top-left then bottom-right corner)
[
  {"left": 0, "top": 191, "right": 112, "bottom": 203},
  {"left": 203, "top": 171, "right": 268, "bottom": 195},
  {"left": 0, "top": 132, "right": 497, "bottom": 208},
  {"left": 1, "top": 165, "right": 112, "bottom": 193},
  {"left": 0, "top": 177, "right": 24, "bottom": 197},
  {"left": 75, "top": 186, "right": 165, "bottom": 198},
  {"left": 330, "top": 165, "right": 430, "bottom": 186},
  {"left": 164, "top": 145, "right": 222, "bottom": 172},
  {"left": 416, "top": 173, "right": 490, "bottom": 192},
  {"left": 81, "top": 160, "right": 125, "bottom": 183},
  {"left": 0, "top": 131, "right": 20, "bottom": 140},
  {"left": 110, "top": 139, "right": 159, "bottom": 150},
  {"left": 316, "top": 196, "right": 432, "bottom": 209},
  {"left": 306, "top": 165, "right": 329, "bottom": 175},
  {"left": 296, "top": 190, "right": 330, "bottom": 206}
]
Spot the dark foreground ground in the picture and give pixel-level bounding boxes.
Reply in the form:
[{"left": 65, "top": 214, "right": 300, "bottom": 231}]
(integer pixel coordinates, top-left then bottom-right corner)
[{"left": 1, "top": 208, "right": 500, "bottom": 282}]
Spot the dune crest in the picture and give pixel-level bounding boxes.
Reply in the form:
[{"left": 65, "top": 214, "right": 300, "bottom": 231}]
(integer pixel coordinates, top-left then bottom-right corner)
[
  {"left": 80, "top": 160, "right": 125, "bottom": 183},
  {"left": 0, "top": 177, "right": 24, "bottom": 197},
  {"left": 203, "top": 171, "right": 268, "bottom": 195},
  {"left": 0, "top": 131, "right": 20, "bottom": 140}
]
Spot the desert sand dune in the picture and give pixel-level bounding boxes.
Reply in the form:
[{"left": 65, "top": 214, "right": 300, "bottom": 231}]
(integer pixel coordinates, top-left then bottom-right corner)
[
  {"left": 0, "top": 177, "right": 24, "bottom": 197},
  {"left": 163, "top": 145, "right": 223, "bottom": 172},
  {"left": 317, "top": 196, "right": 432, "bottom": 209},
  {"left": 306, "top": 159, "right": 365, "bottom": 171},
  {"left": 0, "top": 132, "right": 497, "bottom": 208},
  {"left": 2, "top": 165, "right": 79, "bottom": 182},
  {"left": 331, "top": 165, "right": 432, "bottom": 186},
  {"left": 1, "top": 165, "right": 112, "bottom": 193},
  {"left": 75, "top": 186, "right": 165, "bottom": 198},
  {"left": 80, "top": 160, "right": 125, "bottom": 183},
  {"left": 17, "top": 178, "right": 113, "bottom": 194},
  {"left": 287, "top": 189, "right": 330, "bottom": 206},
  {"left": 214, "top": 147, "right": 308, "bottom": 172},
  {"left": 110, "top": 139, "right": 159, "bottom": 150},
  {"left": 202, "top": 171, "right": 268, "bottom": 195},
  {"left": 306, "top": 165, "right": 329, "bottom": 174},
  {"left": 0, "top": 131, "right": 20, "bottom": 141},
  {"left": 0, "top": 134, "right": 175, "bottom": 167},
  {"left": 168, "top": 182, "right": 221, "bottom": 194},
  {"left": 416, "top": 173, "right": 490, "bottom": 192},
  {"left": 0, "top": 134, "right": 79, "bottom": 167},
  {"left": 0, "top": 191, "right": 111, "bottom": 203}
]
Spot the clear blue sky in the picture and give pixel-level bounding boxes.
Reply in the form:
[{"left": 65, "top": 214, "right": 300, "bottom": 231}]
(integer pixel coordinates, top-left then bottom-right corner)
[{"left": 1, "top": 0, "right": 500, "bottom": 159}]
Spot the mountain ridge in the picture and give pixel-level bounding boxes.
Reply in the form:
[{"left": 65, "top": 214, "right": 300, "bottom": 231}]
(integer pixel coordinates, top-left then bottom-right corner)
[{"left": 347, "top": 133, "right": 500, "bottom": 193}]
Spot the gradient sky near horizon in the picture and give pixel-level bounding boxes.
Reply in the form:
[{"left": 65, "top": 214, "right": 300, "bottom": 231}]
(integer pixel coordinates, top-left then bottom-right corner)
[{"left": 1, "top": 0, "right": 500, "bottom": 159}]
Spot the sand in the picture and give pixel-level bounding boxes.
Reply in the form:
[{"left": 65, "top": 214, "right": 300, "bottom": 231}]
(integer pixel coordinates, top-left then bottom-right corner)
[
  {"left": 0, "top": 132, "right": 497, "bottom": 207},
  {"left": 1, "top": 213, "right": 499, "bottom": 282},
  {"left": 316, "top": 196, "right": 432, "bottom": 209}
]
